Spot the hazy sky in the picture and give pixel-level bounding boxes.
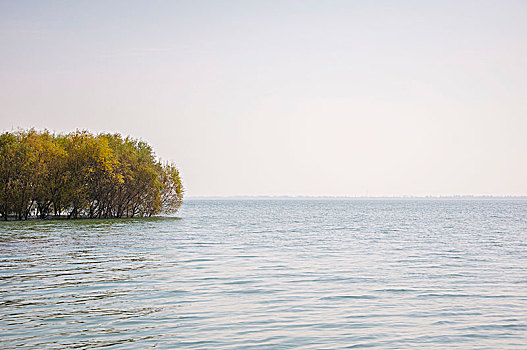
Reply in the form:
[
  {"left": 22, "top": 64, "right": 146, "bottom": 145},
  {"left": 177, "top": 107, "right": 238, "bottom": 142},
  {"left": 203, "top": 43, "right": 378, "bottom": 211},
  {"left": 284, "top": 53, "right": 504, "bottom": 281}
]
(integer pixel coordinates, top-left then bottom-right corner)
[{"left": 1, "top": 1, "right": 526, "bottom": 196}]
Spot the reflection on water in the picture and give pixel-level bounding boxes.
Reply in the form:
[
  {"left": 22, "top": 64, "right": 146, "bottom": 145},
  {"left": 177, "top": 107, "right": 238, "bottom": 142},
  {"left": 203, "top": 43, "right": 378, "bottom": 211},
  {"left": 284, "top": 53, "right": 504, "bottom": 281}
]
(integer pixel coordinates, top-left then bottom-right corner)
[{"left": 1, "top": 200, "right": 527, "bottom": 349}]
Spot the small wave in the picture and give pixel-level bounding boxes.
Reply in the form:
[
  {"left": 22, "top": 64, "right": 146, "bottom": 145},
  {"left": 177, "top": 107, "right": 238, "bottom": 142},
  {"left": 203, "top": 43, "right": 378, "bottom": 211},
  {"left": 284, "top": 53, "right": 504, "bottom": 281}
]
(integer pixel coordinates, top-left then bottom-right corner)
[{"left": 320, "top": 295, "right": 378, "bottom": 300}]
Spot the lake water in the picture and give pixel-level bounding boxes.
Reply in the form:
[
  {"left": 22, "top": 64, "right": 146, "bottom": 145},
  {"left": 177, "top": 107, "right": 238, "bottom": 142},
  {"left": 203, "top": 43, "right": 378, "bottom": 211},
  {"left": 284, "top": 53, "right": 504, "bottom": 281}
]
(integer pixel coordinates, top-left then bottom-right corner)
[{"left": 1, "top": 200, "right": 527, "bottom": 349}]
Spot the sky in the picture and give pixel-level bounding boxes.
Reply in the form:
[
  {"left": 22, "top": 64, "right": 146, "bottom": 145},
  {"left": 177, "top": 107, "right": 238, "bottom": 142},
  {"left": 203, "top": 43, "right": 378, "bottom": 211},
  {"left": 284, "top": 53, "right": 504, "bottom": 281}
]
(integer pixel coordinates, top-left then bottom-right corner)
[{"left": 1, "top": 0, "right": 526, "bottom": 197}]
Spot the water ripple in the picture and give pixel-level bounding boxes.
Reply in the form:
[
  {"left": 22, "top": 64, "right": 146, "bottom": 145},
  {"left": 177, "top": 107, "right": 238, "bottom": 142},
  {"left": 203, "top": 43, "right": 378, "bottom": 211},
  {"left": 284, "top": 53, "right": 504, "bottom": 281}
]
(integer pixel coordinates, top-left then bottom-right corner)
[{"left": 1, "top": 200, "right": 527, "bottom": 349}]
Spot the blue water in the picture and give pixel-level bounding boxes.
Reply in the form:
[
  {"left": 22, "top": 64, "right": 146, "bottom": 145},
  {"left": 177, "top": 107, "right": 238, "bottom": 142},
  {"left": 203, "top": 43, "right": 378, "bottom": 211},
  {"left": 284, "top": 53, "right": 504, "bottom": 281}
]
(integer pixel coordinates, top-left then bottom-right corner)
[{"left": 1, "top": 200, "right": 527, "bottom": 349}]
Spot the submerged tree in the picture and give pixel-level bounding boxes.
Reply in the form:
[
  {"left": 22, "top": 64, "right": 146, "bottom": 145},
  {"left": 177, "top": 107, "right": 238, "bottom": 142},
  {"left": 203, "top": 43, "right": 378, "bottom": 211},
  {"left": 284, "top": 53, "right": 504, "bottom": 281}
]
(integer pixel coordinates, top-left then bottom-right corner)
[{"left": 0, "top": 129, "right": 183, "bottom": 220}]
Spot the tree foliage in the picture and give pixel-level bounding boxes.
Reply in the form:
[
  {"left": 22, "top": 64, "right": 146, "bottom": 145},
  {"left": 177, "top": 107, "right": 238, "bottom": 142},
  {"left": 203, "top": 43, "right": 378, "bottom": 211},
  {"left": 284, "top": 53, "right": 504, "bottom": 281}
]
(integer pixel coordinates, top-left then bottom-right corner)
[{"left": 0, "top": 129, "right": 183, "bottom": 220}]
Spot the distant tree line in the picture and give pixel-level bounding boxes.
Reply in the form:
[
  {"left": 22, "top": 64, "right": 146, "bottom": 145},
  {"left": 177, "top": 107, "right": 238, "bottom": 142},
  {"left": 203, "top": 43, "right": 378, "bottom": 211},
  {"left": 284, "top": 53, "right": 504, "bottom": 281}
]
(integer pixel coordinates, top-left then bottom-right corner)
[{"left": 0, "top": 129, "right": 183, "bottom": 220}]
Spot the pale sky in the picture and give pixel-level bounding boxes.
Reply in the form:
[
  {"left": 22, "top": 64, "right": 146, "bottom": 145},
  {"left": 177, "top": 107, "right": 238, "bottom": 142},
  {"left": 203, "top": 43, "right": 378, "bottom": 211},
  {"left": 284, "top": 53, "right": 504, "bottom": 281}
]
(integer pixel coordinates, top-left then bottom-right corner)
[{"left": 1, "top": 1, "right": 526, "bottom": 197}]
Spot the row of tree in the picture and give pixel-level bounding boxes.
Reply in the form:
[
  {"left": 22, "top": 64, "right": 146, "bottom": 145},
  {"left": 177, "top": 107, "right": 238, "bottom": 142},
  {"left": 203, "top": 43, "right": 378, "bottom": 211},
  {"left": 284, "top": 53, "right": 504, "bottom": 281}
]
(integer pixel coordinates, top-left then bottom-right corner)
[{"left": 0, "top": 129, "right": 183, "bottom": 220}]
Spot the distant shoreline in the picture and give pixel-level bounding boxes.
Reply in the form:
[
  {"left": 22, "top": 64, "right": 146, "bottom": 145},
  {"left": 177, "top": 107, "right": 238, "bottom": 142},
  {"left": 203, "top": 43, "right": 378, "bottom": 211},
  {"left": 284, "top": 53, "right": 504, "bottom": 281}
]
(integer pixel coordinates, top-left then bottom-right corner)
[{"left": 185, "top": 196, "right": 527, "bottom": 201}]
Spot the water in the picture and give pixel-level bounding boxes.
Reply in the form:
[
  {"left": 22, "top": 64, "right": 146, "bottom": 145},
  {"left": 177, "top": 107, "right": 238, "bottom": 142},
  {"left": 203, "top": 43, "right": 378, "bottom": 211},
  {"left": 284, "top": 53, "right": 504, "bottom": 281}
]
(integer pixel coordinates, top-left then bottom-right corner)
[{"left": 1, "top": 200, "right": 526, "bottom": 349}]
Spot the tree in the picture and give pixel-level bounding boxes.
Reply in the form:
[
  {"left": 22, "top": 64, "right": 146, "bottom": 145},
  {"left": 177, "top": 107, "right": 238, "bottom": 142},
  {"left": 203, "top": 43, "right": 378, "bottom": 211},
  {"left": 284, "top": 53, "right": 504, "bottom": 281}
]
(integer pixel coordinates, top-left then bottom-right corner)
[
  {"left": 160, "top": 162, "right": 184, "bottom": 214},
  {"left": 0, "top": 129, "right": 183, "bottom": 220}
]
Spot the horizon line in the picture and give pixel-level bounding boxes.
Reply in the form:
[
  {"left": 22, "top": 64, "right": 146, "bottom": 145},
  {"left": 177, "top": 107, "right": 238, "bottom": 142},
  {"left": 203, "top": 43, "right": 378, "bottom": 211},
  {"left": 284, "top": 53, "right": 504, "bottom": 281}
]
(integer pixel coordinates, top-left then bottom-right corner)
[{"left": 185, "top": 195, "right": 527, "bottom": 200}]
